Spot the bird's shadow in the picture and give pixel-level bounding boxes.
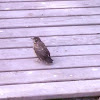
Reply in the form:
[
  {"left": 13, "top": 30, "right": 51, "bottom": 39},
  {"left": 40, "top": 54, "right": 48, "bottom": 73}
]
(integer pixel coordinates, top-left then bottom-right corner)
[{"left": 34, "top": 58, "right": 54, "bottom": 66}]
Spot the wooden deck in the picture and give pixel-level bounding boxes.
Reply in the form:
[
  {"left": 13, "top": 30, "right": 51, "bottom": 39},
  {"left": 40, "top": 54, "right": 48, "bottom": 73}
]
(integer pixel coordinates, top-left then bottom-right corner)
[{"left": 0, "top": 0, "right": 100, "bottom": 99}]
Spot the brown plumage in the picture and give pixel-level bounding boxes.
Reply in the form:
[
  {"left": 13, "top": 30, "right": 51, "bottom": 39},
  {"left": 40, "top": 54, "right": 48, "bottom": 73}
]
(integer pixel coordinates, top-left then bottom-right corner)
[{"left": 32, "top": 37, "right": 53, "bottom": 64}]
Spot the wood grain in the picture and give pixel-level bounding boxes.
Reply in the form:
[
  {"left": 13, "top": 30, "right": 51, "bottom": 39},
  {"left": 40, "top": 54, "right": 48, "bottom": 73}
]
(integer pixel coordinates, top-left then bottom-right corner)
[
  {"left": 0, "top": 8, "right": 100, "bottom": 19},
  {"left": 0, "top": 0, "right": 100, "bottom": 11},
  {"left": 0, "top": 25, "right": 100, "bottom": 38},
  {"left": 0, "top": 35, "right": 100, "bottom": 48},
  {"left": 0, "top": 79, "right": 100, "bottom": 99},
  {"left": 0, "top": 55, "right": 100, "bottom": 71},
  {"left": 0, "top": 16, "right": 100, "bottom": 28},
  {"left": 0, "top": 67, "right": 100, "bottom": 85},
  {"left": 0, "top": 45, "right": 100, "bottom": 59},
  {"left": 0, "top": 0, "right": 84, "bottom": 2}
]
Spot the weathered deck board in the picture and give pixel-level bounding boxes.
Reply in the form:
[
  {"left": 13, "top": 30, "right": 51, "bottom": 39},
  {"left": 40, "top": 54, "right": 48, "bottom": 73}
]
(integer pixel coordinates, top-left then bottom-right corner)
[
  {"left": 0, "top": 55, "right": 100, "bottom": 71},
  {"left": 0, "top": 16, "right": 100, "bottom": 28},
  {"left": 0, "top": 45, "right": 100, "bottom": 59},
  {"left": 0, "top": 80, "right": 100, "bottom": 99},
  {"left": 0, "top": 0, "right": 83, "bottom": 2},
  {"left": 0, "top": 35, "right": 100, "bottom": 48},
  {"left": 0, "top": 0, "right": 100, "bottom": 11},
  {"left": 0, "top": 25, "right": 100, "bottom": 38},
  {"left": 0, "top": 67, "right": 100, "bottom": 85},
  {"left": 1, "top": 7, "right": 100, "bottom": 19}
]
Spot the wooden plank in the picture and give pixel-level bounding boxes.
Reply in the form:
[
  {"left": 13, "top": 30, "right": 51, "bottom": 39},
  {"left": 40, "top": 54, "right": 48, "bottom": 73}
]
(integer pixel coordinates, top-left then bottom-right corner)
[
  {"left": 0, "top": 16, "right": 100, "bottom": 28},
  {"left": 0, "top": 0, "right": 40, "bottom": 2},
  {"left": 0, "top": 25, "right": 100, "bottom": 38},
  {"left": 0, "top": 55, "right": 100, "bottom": 71},
  {"left": 0, "top": 0, "right": 100, "bottom": 11},
  {"left": 0, "top": 35, "right": 100, "bottom": 48},
  {"left": 0, "top": 67, "right": 100, "bottom": 85},
  {"left": 1, "top": 8, "right": 100, "bottom": 19},
  {"left": 0, "top": 45, "right": 100, "bottom": 59},
  {"left": 0, "top": 79, "right": 100, "bottom": 99},
  {"left": 0, "top": 0, "right": 83, "bottom": 2}
]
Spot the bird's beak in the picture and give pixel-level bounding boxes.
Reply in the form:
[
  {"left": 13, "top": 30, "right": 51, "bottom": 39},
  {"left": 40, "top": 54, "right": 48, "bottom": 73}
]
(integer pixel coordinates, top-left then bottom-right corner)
[
  {"left": 31, "top": 37, "right": 34, "bottom": 40},
  {"left": 31, "top": 37, "right": 35, "bottom": 42},
  {"left": 31, "top": 37, "right": 36, "bottom": 43}
]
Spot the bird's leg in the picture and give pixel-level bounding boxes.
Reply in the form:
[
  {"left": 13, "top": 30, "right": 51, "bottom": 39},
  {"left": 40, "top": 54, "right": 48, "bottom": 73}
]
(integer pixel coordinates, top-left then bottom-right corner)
[
  {"left": 44, "top": 60, "right": 49, "bottom": 65},
  {"left": 35, "top": 58, "right": 41, "bottom": 63},
  {"left": 36, "top": 57, "right": 43, "bottom": 63}
]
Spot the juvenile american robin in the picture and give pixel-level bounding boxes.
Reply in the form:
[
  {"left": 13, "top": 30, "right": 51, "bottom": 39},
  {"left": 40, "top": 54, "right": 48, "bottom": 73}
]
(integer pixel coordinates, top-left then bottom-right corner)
[{"left": 32, "top": 37, "right": 53, "bottom": 64}]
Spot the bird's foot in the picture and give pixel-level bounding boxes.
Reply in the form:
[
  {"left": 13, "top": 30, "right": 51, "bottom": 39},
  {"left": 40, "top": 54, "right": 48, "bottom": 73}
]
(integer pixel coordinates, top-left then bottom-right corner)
[{"left": 36, "top": 58, "right": 41, "bottom": 63}]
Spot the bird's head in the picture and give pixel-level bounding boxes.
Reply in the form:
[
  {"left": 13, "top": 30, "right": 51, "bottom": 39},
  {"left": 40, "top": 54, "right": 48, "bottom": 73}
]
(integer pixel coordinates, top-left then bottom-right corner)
[{"left": 31, "top": 37, "right": 41, "bottom": 43}]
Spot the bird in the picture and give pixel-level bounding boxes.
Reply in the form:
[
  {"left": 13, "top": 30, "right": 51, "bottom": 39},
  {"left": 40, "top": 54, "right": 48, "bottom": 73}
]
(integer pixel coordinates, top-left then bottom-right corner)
[{"left": 31, "top": 37, "right": 53, "bottom": 64}]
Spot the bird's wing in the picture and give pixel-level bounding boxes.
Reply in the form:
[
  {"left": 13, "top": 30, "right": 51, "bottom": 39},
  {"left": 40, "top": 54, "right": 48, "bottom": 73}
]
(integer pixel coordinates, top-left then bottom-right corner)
[
  {"left": 34, "top": 41, "right": 50, "bottom": 58},
  {"left": 40, "top": 42, "right": 50, "bottom": 56}
]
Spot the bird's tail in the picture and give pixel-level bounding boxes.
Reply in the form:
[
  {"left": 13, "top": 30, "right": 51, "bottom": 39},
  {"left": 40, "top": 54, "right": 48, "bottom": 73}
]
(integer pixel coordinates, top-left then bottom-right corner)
[{"left": 45, "top": 57, "right": 53, "bottom": 63}]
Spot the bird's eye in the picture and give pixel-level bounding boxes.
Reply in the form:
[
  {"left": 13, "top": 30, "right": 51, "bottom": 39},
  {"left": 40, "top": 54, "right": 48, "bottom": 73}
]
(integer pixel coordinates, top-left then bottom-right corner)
[{"left": 35, "top": 39, "right": 38, "bottom": 42}]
